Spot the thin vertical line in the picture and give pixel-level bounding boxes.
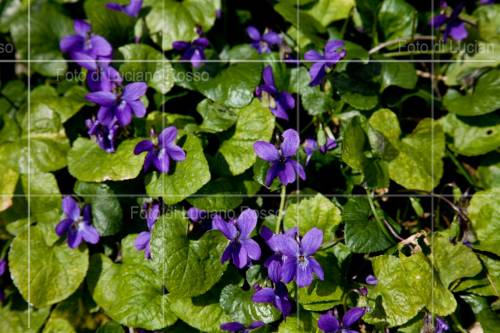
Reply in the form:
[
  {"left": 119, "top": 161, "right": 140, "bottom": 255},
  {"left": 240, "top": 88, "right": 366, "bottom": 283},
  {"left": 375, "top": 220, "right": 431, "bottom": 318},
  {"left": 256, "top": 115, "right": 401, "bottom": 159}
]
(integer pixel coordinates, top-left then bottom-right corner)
[
  {"left": 161, "top": 0, "right": 166, "bottom": 326},
  {"left": 430, "top": 0, "right": 435, "bottom": 324},
  {"left": 27, "top": 0, "right": 31, "bottom": 328},
  {"left": 295, "top": 0, "right": 300, "bottom": 328}
]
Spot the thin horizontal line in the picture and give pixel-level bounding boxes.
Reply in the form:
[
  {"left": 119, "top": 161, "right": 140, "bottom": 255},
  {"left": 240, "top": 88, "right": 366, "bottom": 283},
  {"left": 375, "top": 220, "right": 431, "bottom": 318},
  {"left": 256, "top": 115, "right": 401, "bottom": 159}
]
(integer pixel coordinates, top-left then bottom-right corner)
[
  {"left": 1, "top": 59, "right": 498, "bottom": 64},
  {"left": 0, "top": 193, "right": 493, "bottom": 198}
]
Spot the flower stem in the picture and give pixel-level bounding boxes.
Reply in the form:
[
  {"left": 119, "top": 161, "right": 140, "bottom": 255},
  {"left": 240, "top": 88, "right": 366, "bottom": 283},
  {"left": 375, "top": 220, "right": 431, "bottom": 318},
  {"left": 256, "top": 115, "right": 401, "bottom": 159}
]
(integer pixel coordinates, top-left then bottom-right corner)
[
  {"left": 365, "top": 190, "right": 394, "bottom": 242},
  {"left": 445, "top": 148, "right": 476, "bottom": 187},
  {"left": 275, "top": 185, "right": 287, "bottom": 233}
]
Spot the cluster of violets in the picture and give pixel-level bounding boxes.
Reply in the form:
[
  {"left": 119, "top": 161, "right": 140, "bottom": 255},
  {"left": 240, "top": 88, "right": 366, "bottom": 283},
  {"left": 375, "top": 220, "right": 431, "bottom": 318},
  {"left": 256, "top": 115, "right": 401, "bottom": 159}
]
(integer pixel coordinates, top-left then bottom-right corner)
[{"left": 52, "top": 3, "right": 460, "bottom": 332}]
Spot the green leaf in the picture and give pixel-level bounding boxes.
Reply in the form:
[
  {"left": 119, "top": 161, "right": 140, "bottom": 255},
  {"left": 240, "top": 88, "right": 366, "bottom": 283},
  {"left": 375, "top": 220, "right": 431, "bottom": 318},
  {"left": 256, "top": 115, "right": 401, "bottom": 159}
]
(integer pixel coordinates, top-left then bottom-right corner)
[
  {"left": 0, "top": 164, "right": 18, "bottom": 212},
  {"left": 195, "top": 63, "right": 262, "bottom": 108},
  {"left": 150, "top": 211, "right": 227, "bottom": 297},
  {"left": 119, "top": 44, "right": 175, "bottom": 94},
  {"left": 341, "top": 112, "right": 394, "bottom": 189},
  {"left": 170, "top": 297, "right": 230, "bottom": 332},
  {"left": 363, "top": 252, "right": 456, "bottom": 327},
  {"left": 87, "top": 236, "right": 177, "bottom": 330},
  {"left": 196, "top": 98, "right": 238, "bottom": 133},
  {"left": 170, "top": 281, "right": 232, "bottom": 332},
  {"left": 387, "top": 119, "right": 445, "bottom": 191},
  {"left": 334, "top": 72, "right": 379, "bottom": 110},
  {"left": 474, "top": 4, "right": 500, "bottom": 43},
  {"left": 378, "top": 0, "right": 417, "bottom": 41},
  {"left": 145, "top": 0, "right": 219, "bottom": 51},
  {"left": 10, "top": 2, "right": 72, "bottom": 76},
  {"left": 84, "top": 0, "right": 135, "bottom": 44},
  {"left": 9, "top": 225, "right": 89, "bottom": 308},
  {"left": 187, "top": 177, "right": 248, "bottom": 211},
  {"left": 380, "top": 61, "right": 417, "bottom": 91},
  {"left": 42, "top": 318, "right": 76, "bottom": 333},
  {"left": 430, "top": 234, "right": 482, "bottom": 289},
  {"left": 284, "top": 194, "right": 341, "bottom": 240},
  {"left": 443, "top": 69, "right": 500, "bottom": 117},
  {"left": 96, "top": 321, "right": 126, "bottom": 333},
  {"left": 440, "top": 113, "right": 500, "bottom": 156},
  {"left": 341, "top": 114, "right": 369, "bottom": 171},
  {"left": 30, "top": 85, "right": 87, "bottom": 123},
  {"left": 477, "top": 155, "right": 500, "bottom": 190},
  {"left": 277, "top": 312, "right": 318, "bottom": 333},
  {"left": 307, "top": 0, "right": 354, "bottom": 27},
  {"left": 219, "top": 100, "right": 275, "bottom": 175},
  {"left": 0, "top": 306, "right": 50, "bottom": 333},
  {"left": 274, "top": 2, "right": 325, "bottom": 42},
  {"left": 22, "top": 96, "right": 70, "bottom": 173},
  {"left": 74, "top": 182, "right": 123, "bottom": 236},
  {"left": 444, "top": 43, "right": 500, "bottom": 86},
  {"left": 219, "top": 284, "right": 280, "bottom": 325},
  {"left": 343, "top": 197, "right": 395, "bottom": 253},
  {"left": 21, "top": 170, "right": 61, "bottom": 245},
  {"left": 468, "top": 188, "right": 500, "bottom": 256},
  {"left": 68, "top": 138, "right": 144, "bottom": 182},
  {"left": 0, "top": 0, "right": 26, "bottom": 33},
  {"left": 146, "top": 134, "right": 211, "bottom": 204}
]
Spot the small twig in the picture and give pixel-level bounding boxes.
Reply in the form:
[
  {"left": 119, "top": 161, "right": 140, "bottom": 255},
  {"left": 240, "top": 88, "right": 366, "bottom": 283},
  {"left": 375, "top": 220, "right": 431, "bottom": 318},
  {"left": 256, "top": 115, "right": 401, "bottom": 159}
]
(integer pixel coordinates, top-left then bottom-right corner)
[
  {"left": 368, "top": 36, "right": 436, "bottom": 54},
  {"left": 383, "top": 219, "right": 404, "bottom": 241},
  {"left": 275, "top": 185, "right": 287, "bottom": 233},
  {"left": 416, "top": 69, "right": 447, "bottom": 81}
]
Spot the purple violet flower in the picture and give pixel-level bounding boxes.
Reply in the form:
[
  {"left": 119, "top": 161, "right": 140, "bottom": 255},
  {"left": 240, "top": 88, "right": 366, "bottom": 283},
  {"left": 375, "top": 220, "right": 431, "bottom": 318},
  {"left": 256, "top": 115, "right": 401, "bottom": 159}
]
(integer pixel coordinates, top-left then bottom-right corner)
[
  {"left": 480, "top": 0, "right": 495, "bottom": 4},
  {"left": 365, "top": 274, "right": 378, "bottom": 285},
  {"left": 213, "top": 209, "right": 261, "bottom": 269},
  {"left": 172, "top": 37, "right": 209, "bottom": 68},
  {"left": 276, "top": 227, "right": 324, "bottom": 287},
  {"left": 86, "top": 118, "right": 120, "bottom": 153},
  {"left": 106, "top": 0, "right": 143, "bottom": 17},
  {"left": 0, "top": 259, "right": 6, "bottom": 276},
  {"left": 60, "top": 20, "right": 112, "bottom": 71},
  {"left": 256, "top": 66, "right": 295, "bottom": 121},
  {"left": 134, "top": 126, "right": 186, "bottom": 173},
  {"left": 0, "top": 259, "right": 6, "bottom": 303},
  {"left": 135, "top": 231, "right": 151, "bottom": 258},
  {"left": 252, "top": 282, "right": 292, "bottom": 317},
  {"left": 260, "top": 226, "right": 298, "bottom": 283},
  {"left": 304, "top": 40, "right": 346, "bottom": 86},
  {"left": 436, "top": 317, "right": 450, "bottom": 333},
  {"left": 87, "top": 64, "right": 123, "bottom": 92},
  {"left": 86, "top": 82, "right": 148, "bottom": 127},
  {"left": 430, "top": 2, "right": 468, "bottom": 42},
  {"left": 220, "top": 321, "right": 265, "bottom": 333},
  {"left": 318, "top": 308, "right": 366, "bottom": 333},
  {"left": 246, "top": 26, "right": 282, "bottom": 54},
  {"left": 134, "top": 200, "right": 161, "bottom": 259},
  {"left": 253, "top": 129, "right": 305, "bottom": 187},
  {"left": 187, "top": 207, "right": 206, "bottom": 223},
  {"left": 144, "top": 200, "right": 161, "bottom": 229},
  {"left": 56, "top": 196, "right": 100, "bottom": 249},
  {"left": 303, "top": 137, "right": 337, "bottom": 164}
]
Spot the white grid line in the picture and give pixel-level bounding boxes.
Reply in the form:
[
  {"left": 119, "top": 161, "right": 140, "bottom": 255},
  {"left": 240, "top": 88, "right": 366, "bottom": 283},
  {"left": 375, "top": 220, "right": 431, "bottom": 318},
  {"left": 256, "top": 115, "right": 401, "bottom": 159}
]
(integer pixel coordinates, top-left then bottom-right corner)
[
  {"left": 295, "top": 0, "right": 301, "bottom": 327},
  {"left": 1, "top": 59, "right": 498, "bottom": 63},
  {"left": 0, "top": 193, "right": 494, "bottom": 198},
  {"left": 431, "top": 0, "right": 436, "bottom": 324},
  {"left": 27, "top": 0, "right": 31, "bottom": 327}
]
